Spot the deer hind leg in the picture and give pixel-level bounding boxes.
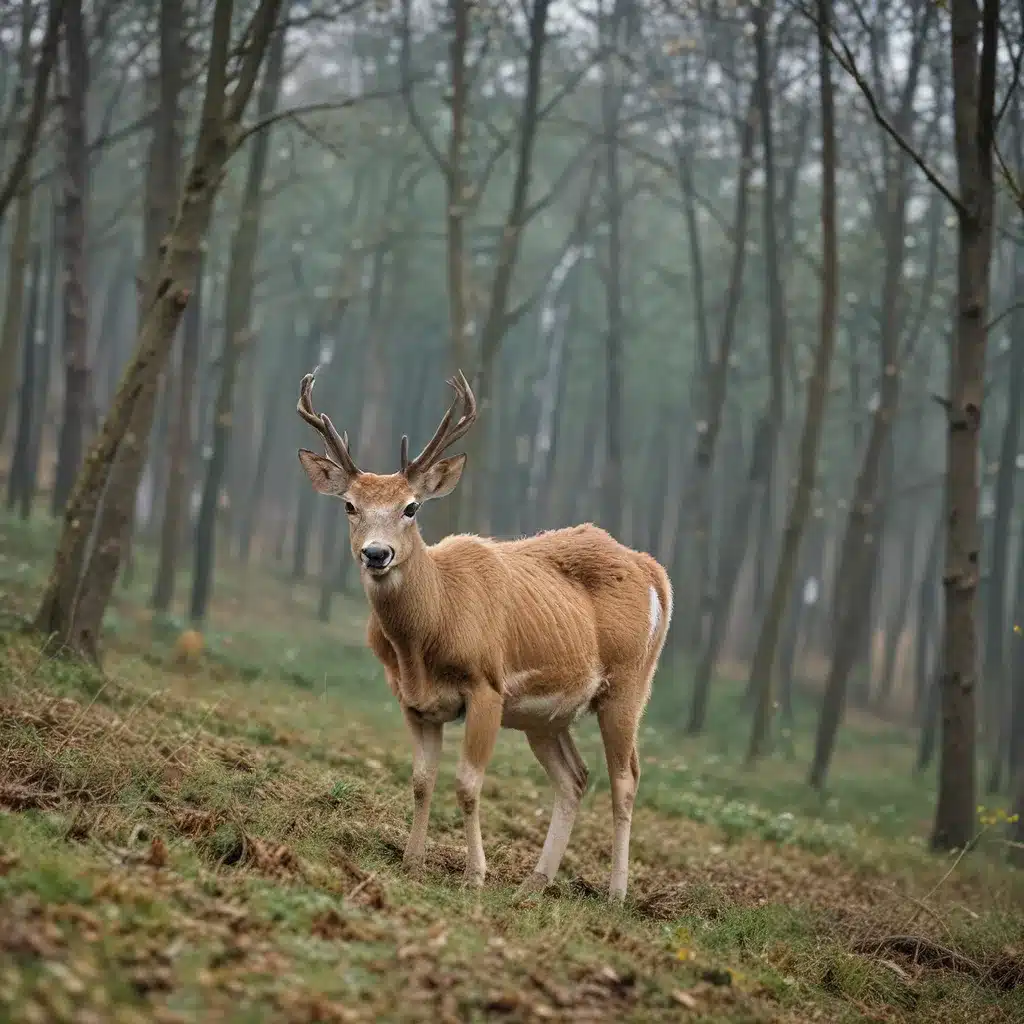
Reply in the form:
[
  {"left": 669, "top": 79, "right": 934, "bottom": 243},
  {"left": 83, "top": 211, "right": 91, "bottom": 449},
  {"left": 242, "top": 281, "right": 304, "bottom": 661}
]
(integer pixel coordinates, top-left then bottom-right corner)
[
  {"left": 455, "top": 684, "right": 503, "bottom": 887},
  {"left": 596, "top": 674, "right": 651, "bottom": 903},
  {"left": 516, "top": 729, "right": 589, "bottom": 896},
  {"left": 402, "top": 707, "right": 443, "bottom": 874}
]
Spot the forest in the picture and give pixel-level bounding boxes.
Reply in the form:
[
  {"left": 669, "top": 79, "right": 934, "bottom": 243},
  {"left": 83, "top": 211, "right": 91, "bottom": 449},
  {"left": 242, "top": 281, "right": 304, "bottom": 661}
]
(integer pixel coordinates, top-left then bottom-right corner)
[{"left": 0, "top": 0, "right": 1022, "bottom": 1021}]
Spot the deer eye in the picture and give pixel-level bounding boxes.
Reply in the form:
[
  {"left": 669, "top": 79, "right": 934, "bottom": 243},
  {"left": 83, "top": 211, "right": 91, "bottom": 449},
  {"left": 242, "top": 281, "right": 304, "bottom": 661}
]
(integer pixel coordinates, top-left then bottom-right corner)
[
  {"left": 402, "top": 501, "right": 420, "bottom": 519},
  {"left": 344, "top": 500, "right": 357, "bottom": 515}
]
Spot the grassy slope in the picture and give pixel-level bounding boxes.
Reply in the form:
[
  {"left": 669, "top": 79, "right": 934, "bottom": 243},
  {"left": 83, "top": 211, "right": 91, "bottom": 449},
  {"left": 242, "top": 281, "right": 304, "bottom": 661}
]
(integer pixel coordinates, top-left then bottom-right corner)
[{"left": 0, "top": 513, "right": 1022, "bottom": 1023}]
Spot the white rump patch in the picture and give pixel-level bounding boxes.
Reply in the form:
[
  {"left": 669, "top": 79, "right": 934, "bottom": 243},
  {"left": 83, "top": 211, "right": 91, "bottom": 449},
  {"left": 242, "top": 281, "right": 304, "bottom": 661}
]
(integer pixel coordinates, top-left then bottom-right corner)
[{"left": 648, "top": 585, "right": 662, "bottom": 642}]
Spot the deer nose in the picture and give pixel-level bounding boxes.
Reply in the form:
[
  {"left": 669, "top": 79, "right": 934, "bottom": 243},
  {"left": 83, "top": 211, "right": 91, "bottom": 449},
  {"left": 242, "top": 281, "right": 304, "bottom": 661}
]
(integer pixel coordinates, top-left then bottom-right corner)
[{"left": 361, "top": 543, "right": 394, "bottom": 570}]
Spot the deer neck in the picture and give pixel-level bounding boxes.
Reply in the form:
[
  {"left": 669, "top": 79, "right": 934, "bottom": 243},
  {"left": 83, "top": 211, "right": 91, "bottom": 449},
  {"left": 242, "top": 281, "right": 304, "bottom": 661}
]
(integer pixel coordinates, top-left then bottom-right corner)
[{"left": 363, "top": 538, "right": 441, "bottom": 649}]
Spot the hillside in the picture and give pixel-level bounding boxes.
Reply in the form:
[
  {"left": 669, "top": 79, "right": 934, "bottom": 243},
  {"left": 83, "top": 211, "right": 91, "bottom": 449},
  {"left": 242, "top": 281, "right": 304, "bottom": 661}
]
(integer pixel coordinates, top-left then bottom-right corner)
[{"left": 0, "top": 514, "right": 1022, "bottom": 1023}]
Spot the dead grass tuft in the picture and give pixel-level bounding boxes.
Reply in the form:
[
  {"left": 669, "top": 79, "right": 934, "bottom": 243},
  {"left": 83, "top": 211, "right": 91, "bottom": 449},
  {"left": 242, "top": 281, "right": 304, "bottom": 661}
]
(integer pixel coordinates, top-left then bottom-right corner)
[{"left": 635, "top": 879, "right": 736, "bottom": 922}]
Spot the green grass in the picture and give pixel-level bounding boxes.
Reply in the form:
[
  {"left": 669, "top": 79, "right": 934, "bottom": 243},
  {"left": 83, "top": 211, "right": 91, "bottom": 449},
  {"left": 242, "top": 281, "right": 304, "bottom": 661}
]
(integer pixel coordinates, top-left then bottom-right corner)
[{"left": 0, "top": 510, "right": 1022, "bottom": 1022}]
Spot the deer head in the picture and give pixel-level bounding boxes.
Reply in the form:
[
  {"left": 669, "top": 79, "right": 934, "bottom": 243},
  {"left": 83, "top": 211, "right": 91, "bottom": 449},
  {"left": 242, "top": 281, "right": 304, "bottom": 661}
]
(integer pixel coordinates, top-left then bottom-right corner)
[{"left": 296, "top": 369, "right": 478, "bottom": 577}]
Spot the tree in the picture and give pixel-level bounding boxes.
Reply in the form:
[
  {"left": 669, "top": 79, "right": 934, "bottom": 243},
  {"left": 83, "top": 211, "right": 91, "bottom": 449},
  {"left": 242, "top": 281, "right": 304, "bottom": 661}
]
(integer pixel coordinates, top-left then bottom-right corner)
[
  {"left": 0, "top": 0, "right": 64, "bottom": 228},
  {"left": 190, "top": 6, "right": 289, "bottom": 625},
  {"left": 50, "top": 0, "right": 90, "bottom": 515},
  {"left": 33, "top": 0, "right": 286, "bottom": 658},
  {"left": 67, "top": 0, "right": 188, "bottom": 653},
  {"left": 746, "top": 0, "right": 839, "bottom": 762},
  {"left": 931, "top": 0, "right": 1000, "bottom": 851},
  {"left": 808, "top": 0, "right": 937, "bottom": 788}
]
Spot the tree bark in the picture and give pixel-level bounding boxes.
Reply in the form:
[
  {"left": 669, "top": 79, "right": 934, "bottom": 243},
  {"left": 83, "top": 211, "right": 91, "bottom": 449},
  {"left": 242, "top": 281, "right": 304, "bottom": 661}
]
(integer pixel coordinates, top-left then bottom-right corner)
[
  {"left": 746, "top": 0, "right": 837, "bottom": 763},
  {"left": 0, "top": 179, "right": 33, "bottom": 446},
  {"left": 931, "top": 0, "right": 998, "bottom": 852},
  {"left": 51, "top": 0, "right": 90, "bottom": 516},
  {"left": 7, "top": 243, "right": 42, "bottom": 511},
  {"left": 190, "top": 9, "right": 287, "bottom": 625}
]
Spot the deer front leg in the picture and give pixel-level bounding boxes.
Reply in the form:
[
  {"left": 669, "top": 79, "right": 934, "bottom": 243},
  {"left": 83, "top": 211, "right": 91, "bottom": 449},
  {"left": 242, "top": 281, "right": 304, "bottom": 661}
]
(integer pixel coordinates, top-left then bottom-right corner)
[
  {"left": 455, "top": 684, "right": 502, "bottom": 887},
  {"left": 401, "top": 705, "right": 443, "bottom": 875}
]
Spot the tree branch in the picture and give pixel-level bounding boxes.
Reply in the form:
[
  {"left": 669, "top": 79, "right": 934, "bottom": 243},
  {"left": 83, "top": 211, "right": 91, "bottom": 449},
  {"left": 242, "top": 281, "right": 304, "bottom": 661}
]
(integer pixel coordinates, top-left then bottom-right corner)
[
  {"left": 797, "top": 0, "right": 966, "bottom": 216},
  {"left": 0, "top": 0, "right": 65, "bottom": 224},
  {"left": 232, "top": 86, "right": 408, "bottom": 150}
]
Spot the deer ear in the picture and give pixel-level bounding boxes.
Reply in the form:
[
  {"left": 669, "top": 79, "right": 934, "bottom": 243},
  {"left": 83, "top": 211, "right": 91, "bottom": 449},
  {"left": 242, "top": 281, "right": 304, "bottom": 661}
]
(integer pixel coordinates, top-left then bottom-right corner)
[
  {"left": 298, "top": 449, "right": 352, "bottom": 495},
  {"left": 416, "top": 454, "right": 466, "bottom": 501}
]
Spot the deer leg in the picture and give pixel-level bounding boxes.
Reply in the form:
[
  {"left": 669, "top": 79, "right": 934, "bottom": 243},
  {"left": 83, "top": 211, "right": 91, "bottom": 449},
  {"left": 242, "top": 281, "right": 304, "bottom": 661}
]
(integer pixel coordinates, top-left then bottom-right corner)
[
  {"left": 516, "top": 730, "right": 589, "bottom": 897},
  {"left": 402, "top": 707, "right": 443, "bottom": 874},
  {"left": 596, "top": 679, "right": 649, "bottom": 902},
  {"left": 455, "top": 684, "right": 502, "bottom": 887}
]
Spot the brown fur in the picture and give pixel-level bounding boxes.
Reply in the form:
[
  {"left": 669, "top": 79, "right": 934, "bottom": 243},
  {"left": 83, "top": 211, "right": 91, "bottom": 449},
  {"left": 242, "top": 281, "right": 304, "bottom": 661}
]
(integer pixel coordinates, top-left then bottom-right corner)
[{"left": 298, "top": 394, "right": 672, "bottom": 902}]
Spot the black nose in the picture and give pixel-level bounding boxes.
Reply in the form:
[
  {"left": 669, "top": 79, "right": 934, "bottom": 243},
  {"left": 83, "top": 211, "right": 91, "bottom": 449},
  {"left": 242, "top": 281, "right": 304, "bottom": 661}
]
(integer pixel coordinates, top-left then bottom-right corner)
[{"left": 361, "top": 543, "right": 394, "bottom": 569}]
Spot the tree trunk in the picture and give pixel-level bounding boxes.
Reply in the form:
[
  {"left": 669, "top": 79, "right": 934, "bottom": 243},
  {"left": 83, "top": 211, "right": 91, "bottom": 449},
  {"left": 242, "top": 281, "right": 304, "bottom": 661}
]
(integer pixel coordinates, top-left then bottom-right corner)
[
  {"left": 663, "top": 86, "right": 756, "bottom": 650},
  {"left": 746, "top": 0, "right": 787, "bottom": 636},
  {"left": 876, "top": 507, "right": 921, "bottom": 711},
  {"left": 238, "top": 333, "right": 290, "bottom": 563},
  {"left": 7, "top": 243, "right": 42, "bottom": 511},
  {"left": 460, "top": 0, "right": 552, "bottom": 530},
  {"left": 190, "top": 11, "right": 287, "bottom": 625},
  {"left": 0, "top": 0, "right": 63, "bottom": 230},
  {"left": 982, "top": 260, "right": 1024, "bottom": 791},
  {"left": 599, "top": 1, "right": 628, "bottom": 541},
  {"left": 688, "top": 413, "right": 774, "bottom": 734},
  {"left": 809, "top": 426, "right": 893, "bottom": 788},
  {"left": 66, "top": 0, "right": 186, "bottom": 652},
  {"left": 33, "top": 0, "right": 285, "bottom": 656},
  {"left": 23, "top": 196, "right": 60, "bottom": 515},
  {"left": 0, "top": 181, "right": 33, "bottom": 446},
  {"left": 151, "top": 255, "right": 202, "bottom": 613},
  {"left": 290, "top": 317, "right": 325, "bottom": 580},
  {"left": 746, "top": 0, "right": 837, "bottom": 763},
  {"left": 931, "top": 0, "right": 998, "bottom": 853},
  {"left": 50, "top": 0, "right": 90, "bottom": 516}
]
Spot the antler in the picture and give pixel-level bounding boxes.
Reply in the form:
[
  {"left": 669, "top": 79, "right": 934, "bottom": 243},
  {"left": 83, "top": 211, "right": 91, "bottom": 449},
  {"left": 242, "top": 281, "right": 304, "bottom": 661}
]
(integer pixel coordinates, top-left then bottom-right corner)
[
  {"left": 402, "top": 370, "right": 478, "bottom": 478},
  {"left": 296, "top": 369, "right": 361, "bottom": 476}
]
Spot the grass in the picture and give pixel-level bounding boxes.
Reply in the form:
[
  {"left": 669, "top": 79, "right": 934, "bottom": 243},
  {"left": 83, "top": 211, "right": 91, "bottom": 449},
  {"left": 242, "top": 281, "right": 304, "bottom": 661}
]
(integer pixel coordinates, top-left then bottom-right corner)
[{"left": 0, "top": 510, "right": 1022, "bottom": 1022}]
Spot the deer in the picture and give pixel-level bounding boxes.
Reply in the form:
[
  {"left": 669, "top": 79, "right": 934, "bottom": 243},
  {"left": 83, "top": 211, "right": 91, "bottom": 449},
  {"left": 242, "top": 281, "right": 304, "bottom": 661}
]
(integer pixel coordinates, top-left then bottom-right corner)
[{"left": 296, "top": 368, "right": 672, "bottom": 903}]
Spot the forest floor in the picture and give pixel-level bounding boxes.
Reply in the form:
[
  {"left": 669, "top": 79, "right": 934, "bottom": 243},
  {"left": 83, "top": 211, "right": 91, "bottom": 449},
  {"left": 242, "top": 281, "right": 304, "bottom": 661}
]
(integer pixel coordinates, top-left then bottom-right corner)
[{"left": 1, "top": 512, "right": 1022, "bottom": 1024}]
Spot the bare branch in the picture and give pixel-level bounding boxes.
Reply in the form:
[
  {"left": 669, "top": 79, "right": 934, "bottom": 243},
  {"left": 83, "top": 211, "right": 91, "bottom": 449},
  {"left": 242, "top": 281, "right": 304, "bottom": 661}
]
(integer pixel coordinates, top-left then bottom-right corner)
[
  {"left": 0, "top": 0, "right": 65, "bottom": 224},
  {"left": 400, "top": 0, "right": 447, "bottom": 174},
  {"left": 232, "top": 86, "right": 408, "bottom": 150},
  {"left": 797, "top": 0, "right": 966, "bottom": 216}
]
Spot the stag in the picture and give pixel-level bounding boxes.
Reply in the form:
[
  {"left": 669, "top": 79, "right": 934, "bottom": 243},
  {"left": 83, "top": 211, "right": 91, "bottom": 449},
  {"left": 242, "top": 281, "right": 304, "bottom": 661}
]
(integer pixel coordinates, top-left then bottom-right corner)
[{"left": 296, "top": 370, "right": 672, "bottom": 901}]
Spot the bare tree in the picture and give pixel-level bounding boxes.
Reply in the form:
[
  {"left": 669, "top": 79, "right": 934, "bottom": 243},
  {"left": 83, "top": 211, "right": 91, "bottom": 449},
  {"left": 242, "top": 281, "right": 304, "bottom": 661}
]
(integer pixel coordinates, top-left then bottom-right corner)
[
  {"left": 68, "top": 0, "right": 188, "bottom": 650},
  {"left": 190, "top": 7, "right": 289, "bottom": 625},
  {"left": 50, "top": 0, "right": 90, "bottom": 515},
  {"left": 0, "top": 0, "right": 64, "bottom": 227},
  {"left": 931, "top": 0, "right": 1000, "bottom": 851},
  {"left": 33, "top": 0, "right": 286, "bottom": 658},
  {"left": 746, "top": 0, "right": 839, "bottom": 762}
]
